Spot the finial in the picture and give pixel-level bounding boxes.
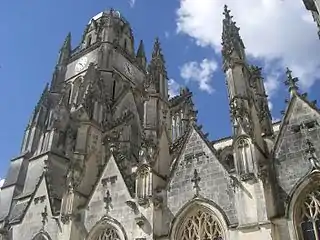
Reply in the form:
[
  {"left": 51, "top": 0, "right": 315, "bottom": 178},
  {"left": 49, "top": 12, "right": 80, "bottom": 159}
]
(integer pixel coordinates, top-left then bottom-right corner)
[
  {"left": 223, "top": 5, "right": 232, "bottom": 20},
  {"left": 221, "top": 5, "right": 245, "bottom": 64},
  {"left": 284, "top": 67, "right": 299, "bottom": 95},
  {"left": 191, "top": 169, "right": 201, "bottom": 196}
]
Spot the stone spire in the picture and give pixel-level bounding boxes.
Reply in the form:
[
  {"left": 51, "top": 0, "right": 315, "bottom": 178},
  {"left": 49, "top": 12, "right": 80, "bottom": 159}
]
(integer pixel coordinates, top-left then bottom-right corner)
[
  {"left": 284, "top": 67, "right": 299, "bottom": 96},
  {"left": 136, "top": 40, "right": 147, "bottom": 69},
  {"left": 51, "top": 33, "right": 71, "bottom": 92},
  {"left": 148, "top": 37, "right": 167, "bottom": 79},
  {"left": 221, "top": 5, "right": 246, "bottom": 67},
  {"left": 57, "top": 32, "right": 72, "bottom": 66}
]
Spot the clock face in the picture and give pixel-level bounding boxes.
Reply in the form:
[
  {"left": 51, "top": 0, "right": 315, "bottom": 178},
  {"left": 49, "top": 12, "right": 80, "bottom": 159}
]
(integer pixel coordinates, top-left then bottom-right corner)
[
  {"left": 75, "top": 57, "right": 88, "bottom": 73},
  {"left": 124, "top": 62, "right": 133, "bottom": 77}
]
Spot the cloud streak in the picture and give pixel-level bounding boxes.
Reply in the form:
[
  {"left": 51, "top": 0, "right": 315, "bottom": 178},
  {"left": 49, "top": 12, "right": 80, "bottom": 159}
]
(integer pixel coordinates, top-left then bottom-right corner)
[{"left": 180, "top": 58, "right": 217, "bottom": 94}]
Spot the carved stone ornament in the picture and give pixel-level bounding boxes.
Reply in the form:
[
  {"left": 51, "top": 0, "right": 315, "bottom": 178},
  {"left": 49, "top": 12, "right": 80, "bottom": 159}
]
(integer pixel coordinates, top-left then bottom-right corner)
[
  {"left": 305, "top": 139, "right": 320, "bottom": 170},
  {"left": 230, "top": 99, "right": 253, "bottom": 136},
  {"left": 257, "top": 164, "right": 269, "bottom": 183}
]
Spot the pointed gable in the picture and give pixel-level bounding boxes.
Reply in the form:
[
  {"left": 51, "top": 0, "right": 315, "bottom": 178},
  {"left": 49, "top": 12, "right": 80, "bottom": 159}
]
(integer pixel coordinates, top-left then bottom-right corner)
[
  {"left": 167, "top": 125, "right": 238, "bottom": 226},
  {"left": 85, "top": 154, "right": 133, "bottom": 232},
  {"left": 274, "top": 93, "right": 320, "bottom": 204},
  {"left": 12, "top": 176, "right": 59, "bottom": 240}
]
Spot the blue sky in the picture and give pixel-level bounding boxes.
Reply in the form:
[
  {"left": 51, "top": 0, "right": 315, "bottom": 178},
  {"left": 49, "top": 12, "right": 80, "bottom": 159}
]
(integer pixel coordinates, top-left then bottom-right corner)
[{"left": 0, "top": 0, "right": 320, "bottom": 179}]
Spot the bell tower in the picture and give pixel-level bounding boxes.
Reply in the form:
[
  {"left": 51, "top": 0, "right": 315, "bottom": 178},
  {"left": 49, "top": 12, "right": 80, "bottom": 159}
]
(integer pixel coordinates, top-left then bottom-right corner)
[{"left": 221, "top": 5, "right": 279, "bottom": 224}]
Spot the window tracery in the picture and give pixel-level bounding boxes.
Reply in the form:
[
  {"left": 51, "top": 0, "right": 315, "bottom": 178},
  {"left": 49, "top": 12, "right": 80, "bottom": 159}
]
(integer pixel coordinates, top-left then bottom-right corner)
[
  {"left": 96, "top": 227, "right": 121, "bottom": 240},
  {"left": 177, "top": 208, "right": 224, "bottom": 240},
  {"left": 296, "top": 186, "right": 320, "bottom": 239},
  {"left": 136, "top": 166, "right": 151, "bottom": 199},
  {"left": 32, "top": 233, "right": 50, "bottom": 240}
]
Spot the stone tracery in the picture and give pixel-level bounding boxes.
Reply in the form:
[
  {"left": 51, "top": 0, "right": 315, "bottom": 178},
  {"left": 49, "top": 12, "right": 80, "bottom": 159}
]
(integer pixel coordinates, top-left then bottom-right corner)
[
  {"left": 95, "top": 227, "right": 120, "bottom": 240},
  {"left": 295, "top": 185, "right": 320, "bottom": 239},
  {"left": 177, "top": 207, "right": 224, "bottom": 240}
]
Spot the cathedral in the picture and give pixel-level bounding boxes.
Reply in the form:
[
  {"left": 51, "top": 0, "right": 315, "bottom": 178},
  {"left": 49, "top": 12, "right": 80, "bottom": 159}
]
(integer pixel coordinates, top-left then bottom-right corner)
[{"left": 1, "top": 4, "right": 320, "bottom": 240}]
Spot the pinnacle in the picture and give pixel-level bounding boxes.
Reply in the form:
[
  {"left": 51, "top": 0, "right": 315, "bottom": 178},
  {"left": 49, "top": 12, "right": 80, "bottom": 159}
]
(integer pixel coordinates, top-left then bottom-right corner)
[
  {"left": 284, "top": 67, "right": 299, "bottom": 94},
  {"left": 221, "top": 5, "right": 245, "bottom": 62},
  {"left": 223, "top": 5, "right": 232, "bottom": 21},
  {"left": 152, "top": 37, "right": 162, "bottom": 58},
  {"left": 136, "top": 40, "right": 146, "bottom": 58},
  {"left": 62, "top": 32, "right": 72, "bottom": 49}
]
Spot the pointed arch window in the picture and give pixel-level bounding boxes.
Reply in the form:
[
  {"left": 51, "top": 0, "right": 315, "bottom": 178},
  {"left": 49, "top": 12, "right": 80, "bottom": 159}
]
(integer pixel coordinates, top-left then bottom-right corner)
[
  {"left": 123, "top": 39, "right": 127, "bottom": 51},
  {"left": 32, "top": 232, "right": 51, "bottom": 240},
  {"left": 236, "top": 138, "right": 254, "bottom": 178},
  {"left": 96, "top": 227, "right": 120, "bottom": 240},
  {"left": 176, "top": 207, "right": 224, "bottom": 240},
  {"left": 295, "top": 186, "right": 320, "bottom": 239},
  {"left": 136, "top": 166, "right": 151, "bottom": 199},
  {"left": 87, "top": 35, "right": 92, "bottom": 47}
]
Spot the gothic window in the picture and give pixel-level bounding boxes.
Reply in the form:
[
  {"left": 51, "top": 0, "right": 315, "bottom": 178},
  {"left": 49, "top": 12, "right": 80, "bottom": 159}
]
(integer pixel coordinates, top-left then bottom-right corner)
[
  {"left": 177, "top": 207, "right": 224, "bottom": 240},
  {"left": 71, "top": 77, "right": 82, "bottom": 105},
  {"left": 112, "top": 80, "right": 116, "bottom": 101},
  {"left": 136, "top": 167, "right": 150, "bottom": 199},
  {"left": 123, "top": 39, "right": 127, "bottom": 51},
  {"left": 236, "top": 138, "right": 253, "bottom": 175},
  {"left": 32, "top": 233, "right": 51, "bottom": 240},
  {"left": 95, "top": 227, "right": 121, "bottom": 240},
  {"left": 172, "top": 116, "right": 176, "bottom": 141},
  {"left": 295, "top": 186, "right": 320, "bottom": 239},
  {"left": 87, "top": 35, "right": 92, "bottom": 47}
]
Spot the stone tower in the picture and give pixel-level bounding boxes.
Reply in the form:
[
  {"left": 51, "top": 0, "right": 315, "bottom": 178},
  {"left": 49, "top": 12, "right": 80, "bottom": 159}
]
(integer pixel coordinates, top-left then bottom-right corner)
[
  {"left": 221, "top": 5, "right": 280, "bottom": 228},
  {"left": 303, "top": 0, "right": 320, "bottom": 39}
]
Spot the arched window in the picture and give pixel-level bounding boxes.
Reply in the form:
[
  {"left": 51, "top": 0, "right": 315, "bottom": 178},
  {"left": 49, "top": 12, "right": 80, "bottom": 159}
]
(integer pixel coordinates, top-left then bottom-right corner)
[
  {"left": 87, "top": 35, "right": 92, "bottom": 47},
  {"left": 96, "top": 227, "right": 120, "bottom": 240},
  {"left": 176, "top": 207, "right": 224, "bottom": 240},
  {"left": 295, "top": 186, "right": 320, "bottom": 239},
  {"left": 236, "top": 138, "right": 254, "bottom": 176},
  {"left": 32, "top": 232, "right": 51, "bottom": 240},
  {"left": 123, "top": 39, "right": 127, "bottom": 51},
  {"left": 86, "top": 218, "right": 126, "bottom": 240},
  {"left": 136, "top": 166, "right": 151, "bottom": 199}
]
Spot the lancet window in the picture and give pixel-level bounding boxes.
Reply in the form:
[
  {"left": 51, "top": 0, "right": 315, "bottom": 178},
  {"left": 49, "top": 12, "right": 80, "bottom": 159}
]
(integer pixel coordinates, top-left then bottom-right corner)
[
  {"left": 172, "top": 110, "right": 185, "bottom": 141},
  {"left": 236, "top": 138, "right": 254, "bottom": 176},
  {"left": 296, "top": 186, "right": 320, "bottom": 239},
  {"left": 136, "top": 166, "right": 151, "bottom": 199},
  {"left": 177, "top": 207, "right": 224, "bottom": 240}
]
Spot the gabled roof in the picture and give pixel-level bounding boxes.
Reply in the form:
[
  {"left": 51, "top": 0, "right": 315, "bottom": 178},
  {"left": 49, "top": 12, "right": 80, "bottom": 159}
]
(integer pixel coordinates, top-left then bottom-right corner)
[
  {"left": 272, "top": 92, "right": 320, "bottom": 153},
  {"left": 167, "top": 123, "right": 220, "bottom": 186}
]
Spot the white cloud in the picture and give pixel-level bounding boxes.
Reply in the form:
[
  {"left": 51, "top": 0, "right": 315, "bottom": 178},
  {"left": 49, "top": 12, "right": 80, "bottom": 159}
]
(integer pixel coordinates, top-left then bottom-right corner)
[
  {"left": 264, "top": 72, "right": 281, "bottom": 111},
  {"left": 180, "top": 58, "right": 217, "bottom": 94},
  {"left": 176, "top": 0, "right": 320, "bottom": 90},
  {"left": 168, "top": 79, "right": 181, "bottom": 98},
  {"left": 164, "top": 31, "right": 170, "bottom": 39},
  {"left": 0, "top": 179, "right": 4, "bottom": 189},
  {"left": 129, "top": 0, "right": 135, "bottom": 8}
]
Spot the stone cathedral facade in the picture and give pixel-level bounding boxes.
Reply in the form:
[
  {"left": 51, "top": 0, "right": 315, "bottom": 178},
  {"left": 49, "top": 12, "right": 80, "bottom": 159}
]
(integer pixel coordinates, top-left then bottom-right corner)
[{"left": 1, "top": 5, "right": 320, "bottom": 240}]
